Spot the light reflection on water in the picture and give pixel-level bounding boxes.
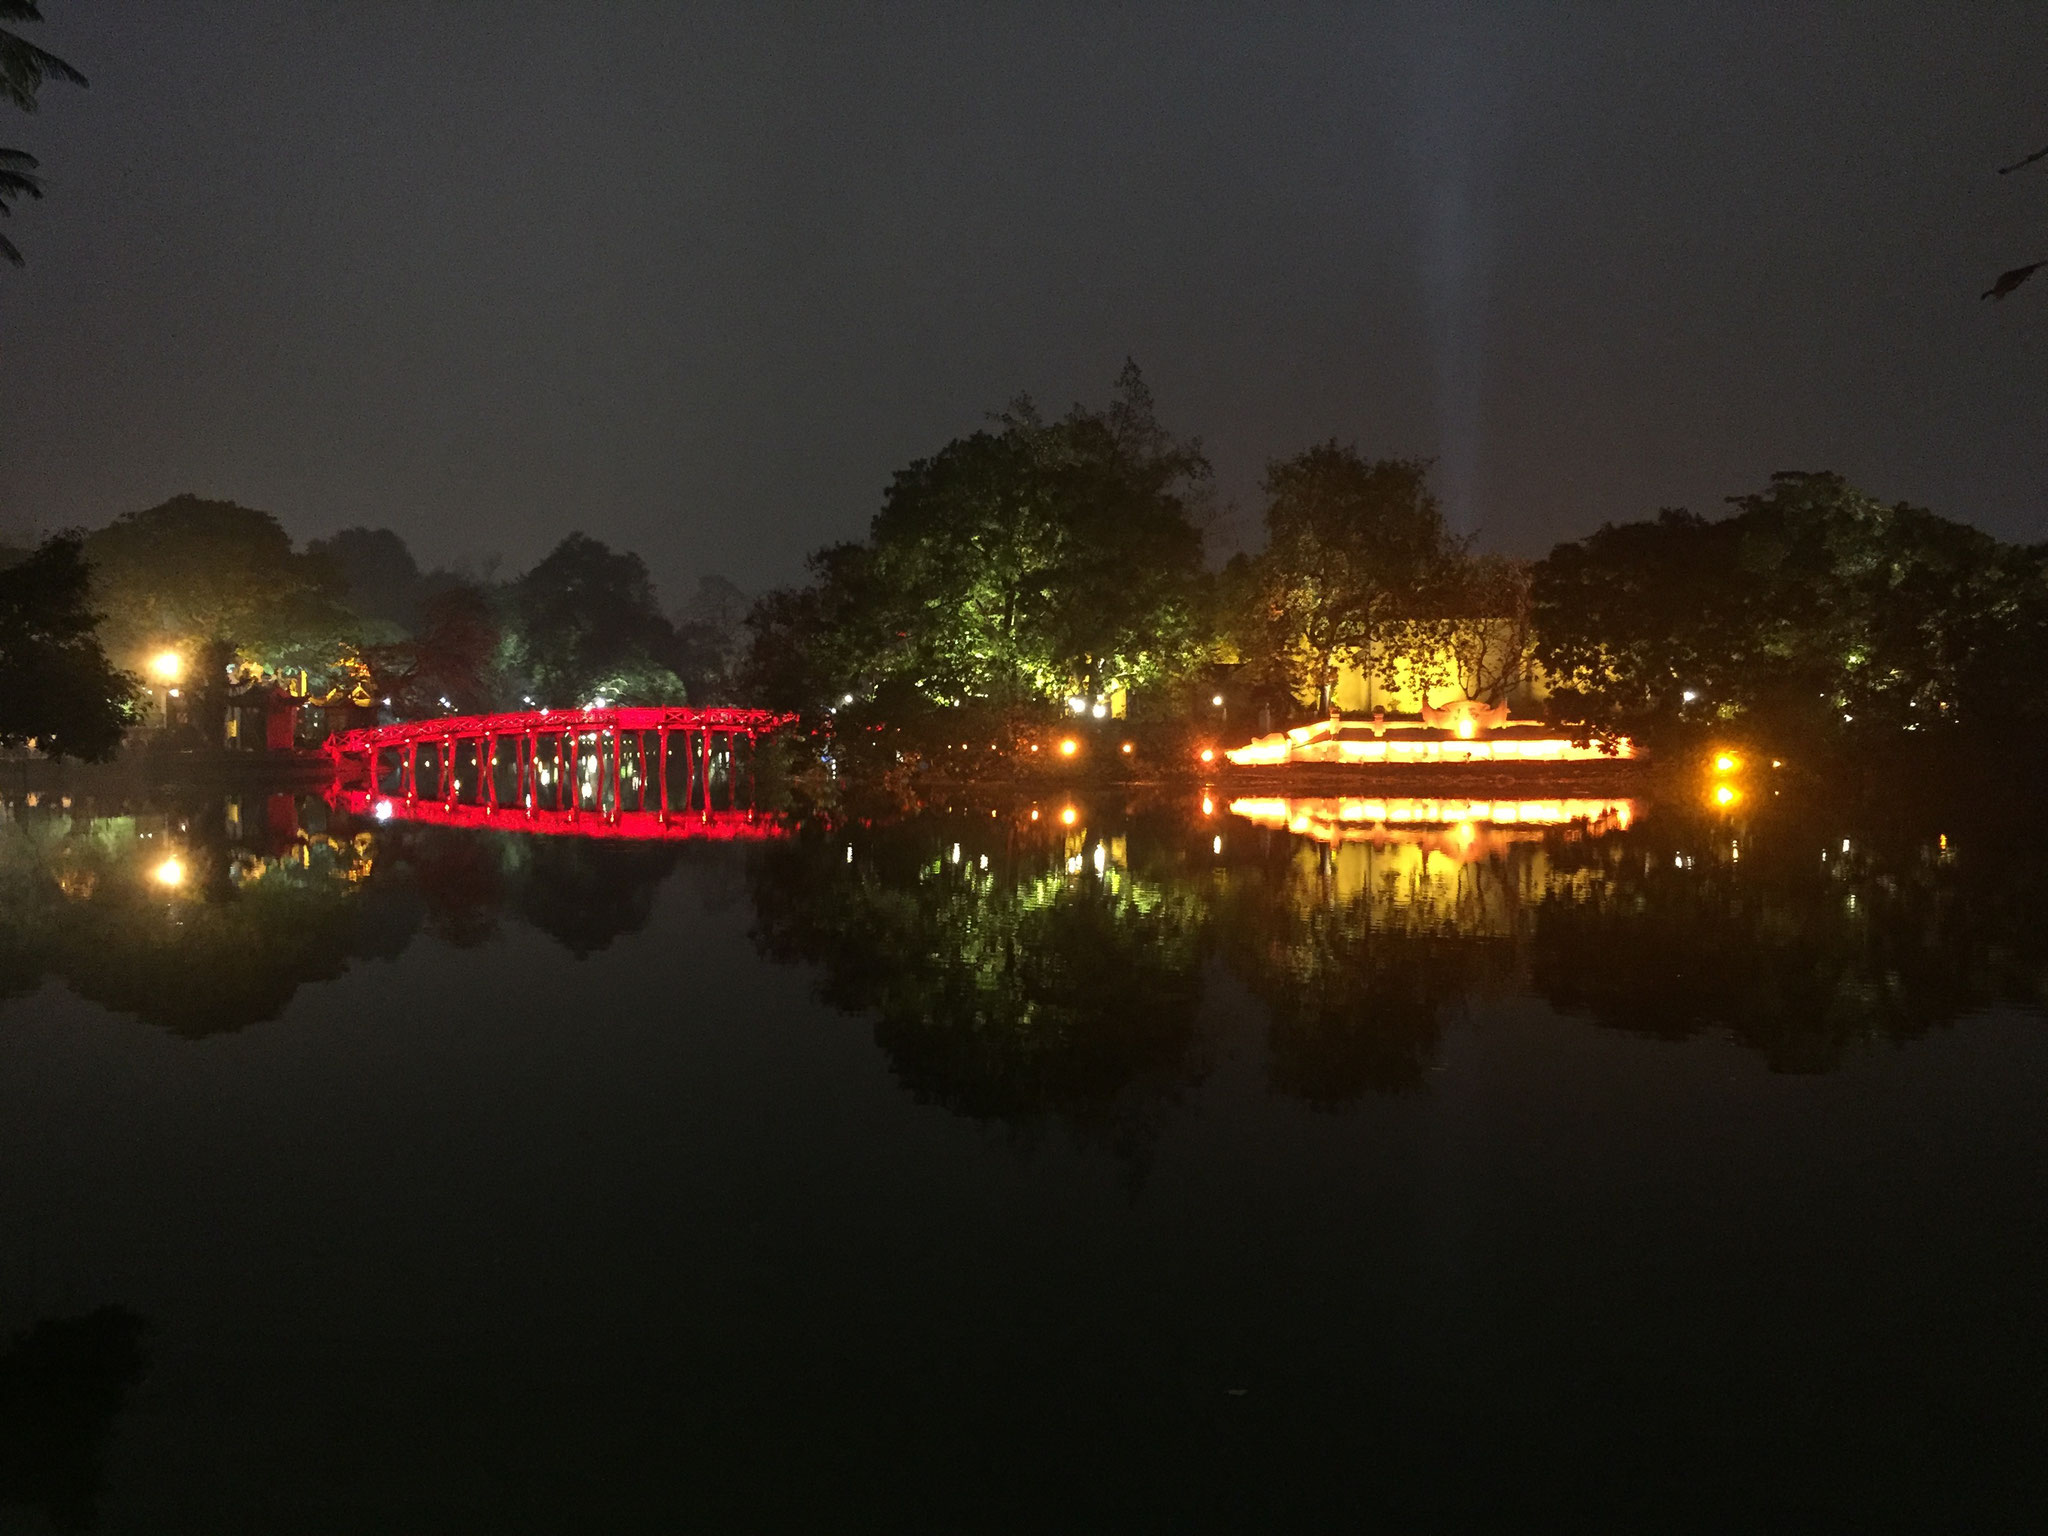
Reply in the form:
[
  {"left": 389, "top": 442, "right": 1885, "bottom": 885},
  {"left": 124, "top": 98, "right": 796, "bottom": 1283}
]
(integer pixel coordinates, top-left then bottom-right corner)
[
  {"left": 2, "top": 776, "right": 2047, "bottom": 1526},
  {"left": 1, "top": 783, "right": 2041, "bottom": 1078}
]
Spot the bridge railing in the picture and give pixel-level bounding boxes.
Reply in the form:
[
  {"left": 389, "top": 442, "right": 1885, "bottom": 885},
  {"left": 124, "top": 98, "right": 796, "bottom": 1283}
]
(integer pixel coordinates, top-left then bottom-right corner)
[{"left": 326, "top": 706, "right": 796, "bottom": 824}]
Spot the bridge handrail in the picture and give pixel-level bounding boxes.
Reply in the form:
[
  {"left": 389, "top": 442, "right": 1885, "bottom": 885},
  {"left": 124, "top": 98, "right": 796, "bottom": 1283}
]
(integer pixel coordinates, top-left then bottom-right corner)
[{"left": 328, "top": 706, "right": 796, "bottom": 756}]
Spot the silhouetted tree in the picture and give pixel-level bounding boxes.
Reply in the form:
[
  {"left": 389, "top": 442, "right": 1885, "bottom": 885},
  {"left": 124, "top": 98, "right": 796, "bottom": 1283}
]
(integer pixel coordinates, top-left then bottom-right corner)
[
  {"left": 1533, "top": 471, "right": 2048, "bottom": 750},
  {"left": 0, "top": 0, "right": 86, "bottom": 267},
  {"left": 0, "top": 533, "right": 135, "bottom": 759},
  {"left": 506, "top": 533, "right": 688, "bottom": 707}
]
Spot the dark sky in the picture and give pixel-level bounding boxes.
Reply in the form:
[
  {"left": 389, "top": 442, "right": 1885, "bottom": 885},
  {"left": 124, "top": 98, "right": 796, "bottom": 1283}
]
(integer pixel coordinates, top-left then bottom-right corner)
[{"left": 1, "top": 3, "right": 2043, "bottom": 605}]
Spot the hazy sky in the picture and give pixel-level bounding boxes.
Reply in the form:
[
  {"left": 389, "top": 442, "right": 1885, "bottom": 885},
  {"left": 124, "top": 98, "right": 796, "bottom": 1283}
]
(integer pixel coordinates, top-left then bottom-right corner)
[{"left": 1, "top": 3, "right": 2043, "bottom": 604}]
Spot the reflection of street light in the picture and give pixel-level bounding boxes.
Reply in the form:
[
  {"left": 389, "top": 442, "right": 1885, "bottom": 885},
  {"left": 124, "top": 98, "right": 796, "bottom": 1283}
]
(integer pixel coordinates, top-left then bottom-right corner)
[
  {"left": 152, "top": 856, "right": 185, "bottom": 888},
  {"left": 150, "top": 651, "right": 183, "bottom": 682}
]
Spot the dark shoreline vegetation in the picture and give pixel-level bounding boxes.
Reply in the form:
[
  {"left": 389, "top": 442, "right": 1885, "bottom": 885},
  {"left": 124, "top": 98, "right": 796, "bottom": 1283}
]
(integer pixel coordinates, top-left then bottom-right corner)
[{"left": 5, "top": 366, "right": 2048, "bottom": 794}]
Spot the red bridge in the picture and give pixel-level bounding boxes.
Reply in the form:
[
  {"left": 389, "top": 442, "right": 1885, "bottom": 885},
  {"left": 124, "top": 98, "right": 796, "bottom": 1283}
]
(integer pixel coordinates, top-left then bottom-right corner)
[{"left": 326, "top": 706, "right": 796, "bottom": 840}]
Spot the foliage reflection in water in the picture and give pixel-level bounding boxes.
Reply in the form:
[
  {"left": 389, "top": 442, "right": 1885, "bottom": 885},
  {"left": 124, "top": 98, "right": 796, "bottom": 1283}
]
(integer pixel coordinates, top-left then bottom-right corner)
[{"left": 1, "top": 780, "right": 2041, "bottom": 1092}]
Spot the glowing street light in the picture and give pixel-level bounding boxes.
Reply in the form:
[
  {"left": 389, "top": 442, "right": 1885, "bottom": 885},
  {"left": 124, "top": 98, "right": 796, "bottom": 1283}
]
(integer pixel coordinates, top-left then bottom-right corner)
[
  {"left": 149, "top": 651, "right": 183, "bottom": 683},
  {"left": 1059, "top": 738, "right": 1079, "bottom": 757},
  {"left": 1714, "top": 753, "right": 1739, "bottom": 773},
  {"left": 1060, "top": 806, "right": 1078, "bottom": 826},
  {"left": 152, "top": 856, "right": 186, "bottom": 888}
]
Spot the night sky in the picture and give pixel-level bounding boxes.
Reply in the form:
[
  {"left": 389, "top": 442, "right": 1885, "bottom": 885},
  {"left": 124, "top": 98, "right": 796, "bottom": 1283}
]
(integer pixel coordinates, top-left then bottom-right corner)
[{"left": 1, "top": 3, "right": 2043, "bottom": 604}]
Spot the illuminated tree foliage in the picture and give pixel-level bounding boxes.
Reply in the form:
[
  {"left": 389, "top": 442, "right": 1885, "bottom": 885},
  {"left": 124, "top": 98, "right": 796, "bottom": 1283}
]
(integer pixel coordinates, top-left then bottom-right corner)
[
  {"left": 745, "top": 362, "right": 1211, "bottom": 718},
  {"left": 1533, "top": 471, "right": 2048, "bottom": 748},
  {"left": 1239, "top": 445, "right": 1461, "bottom": 714},
  {"left": 85, "top": 495, "right": 356, "bottom": 676}
]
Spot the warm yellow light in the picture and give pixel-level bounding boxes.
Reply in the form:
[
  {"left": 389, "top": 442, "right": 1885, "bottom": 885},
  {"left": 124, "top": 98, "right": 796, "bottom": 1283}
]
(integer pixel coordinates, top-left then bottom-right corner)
[
  {"left": 1199, "top": 747, "right": 1215, "bottom": 763},
  {"left": 1201, "top": 796, "right": 1214, "bottom": 815},
  {"left": 1030, "top": 808, "right": 1040, "bottom": 821},
  {"left": 1714, "top": 753, "right": 1738, "bottom": 773},
  {"left": 150, "top": 651, "right": 183, "bottom": 683},
  {"left": 152, "top": 856, "right": 186, "bottom": 888},
  {"left": 1713, "top": 784, "right": 1737, "bottom": 806},
  {"left": 1060, "top": 738, "right": 1078, "bottom": 757},
  {"left": 1120, "top": 741, "right": 1134, "bottom": 754},
  {"left": 1455, "top": 718, "right": 1475, "bottom": 739},
  {"left": 1060, "top": 806, "right": 1077, "bottom": 826}
]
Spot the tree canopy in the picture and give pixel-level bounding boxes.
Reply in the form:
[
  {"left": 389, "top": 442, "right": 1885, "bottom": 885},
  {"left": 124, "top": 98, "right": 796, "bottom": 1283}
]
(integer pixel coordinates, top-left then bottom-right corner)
[
  {"left": 1533, "top": 471, "right": 2048, "bottom": 748},
  {"left": 504, "top": 533, "right": 689, "bottom": 707},
  {"left": 0, "top": 534, "right": 134, "bottom": 759},
  {"left": 0, "top": 1, "right": 86, "bottom": 267},
  {"left": 746, "top": 362, "right": 1211, "bottom": 719},
  {"left": 84, "top": 495, "right": 355, "bottom": 675},
  {"left": 1237, "top": 445, "right": 1460, "bottom": 713}
]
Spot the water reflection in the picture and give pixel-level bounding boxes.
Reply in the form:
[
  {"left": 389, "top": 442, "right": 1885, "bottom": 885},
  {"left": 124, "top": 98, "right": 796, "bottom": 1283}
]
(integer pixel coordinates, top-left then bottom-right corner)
[
  {"left": 4, "top": 783, "right": 2043, "bottom": 1109},
  {"left": 0, "top": 1306, "right": 151, "bottom": 1534},
  {"left": 0, "top": 787, "right": 712, "bottom": 1032},
  {"left": 752, "top": 792, "right": 2048, "bottom": 1123},
  {"left": 748, "top": 808, "right": 1209, "bottom": 1152}
]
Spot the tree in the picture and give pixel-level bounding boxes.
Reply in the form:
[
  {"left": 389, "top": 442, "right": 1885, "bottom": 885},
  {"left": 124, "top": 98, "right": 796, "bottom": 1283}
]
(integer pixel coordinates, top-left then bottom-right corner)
[
  {"left": 1250, "top": 446, "right": 1457, "bottom": 714},
  {"left": 84, "top": 495, "right": 356, "bottom": 748},
  {"left": 1983, "top": 136, "right": 2047, "bottom": 301},
  {"left": 505, "top": 533, "right": 688, "bottom": 707},
  {"left": 1440, "top": 553, "right": 1535, "bottom": 706},
  {"left": 358, "top": 582, "right": 501, "bottom": 717},
  {"left": 746, "top": 362, "right": 1211, "bottom": 720},
  {"left": 0, "top": 1, "right": 86, "bottom": 268},
  {"left": 306, "top": 526, "right": 471, "bottom": 635},
  {"left": 0, "top": 534, "right": 136, "bottom": 759},
  {"left": 1532, "top": 471, "right": 2045, "bottom": 749}
]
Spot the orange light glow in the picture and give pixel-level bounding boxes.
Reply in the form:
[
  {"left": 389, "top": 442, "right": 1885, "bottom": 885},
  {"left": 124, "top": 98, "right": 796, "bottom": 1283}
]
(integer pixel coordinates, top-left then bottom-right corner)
[
  {"left": 1201, "top": 797, "right": 1214, "bottom": 815},
  {"left": 1060, "top": 806, "right": 1078, "bottom": 826},
  {"left": 1060, "top": 739, "right": 1078, "bottom": 757},
  {"left": 1029, "top": 743, "right": 1040, "bottom": 753},
  {"left": 1199, "top": 747, "right": 1215, "bottom": 763},
  {"left": 1225, "top": 721, "right": 1632, "bottom": 767},
  {"left": 1714, "top": 753, "right": 1739, "bottom": 773},
  {"left": 1713, "top": 783, "right": 1737, "bottom": 806},
  {"left": 1120, "top": 741, "right": 1134, "bottom": 754},
  {"left": 151, "top": 856, "right": 186, "bottom": 888},
  {"left": 1455, "top": 718, "right": 1475, "bottom": 739},
  {"left": 1030, "top": 809, "right": 1040, "bottom": 821},
  {"left": 1229, "top": 796, "right": 1637, "bottom": 849}
]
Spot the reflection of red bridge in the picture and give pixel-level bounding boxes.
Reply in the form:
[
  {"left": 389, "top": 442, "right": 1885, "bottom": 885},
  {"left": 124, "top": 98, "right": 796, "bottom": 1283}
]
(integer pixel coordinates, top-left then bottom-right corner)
[{"left": 325, "top": 706, "right": 796, "bottom": 840}]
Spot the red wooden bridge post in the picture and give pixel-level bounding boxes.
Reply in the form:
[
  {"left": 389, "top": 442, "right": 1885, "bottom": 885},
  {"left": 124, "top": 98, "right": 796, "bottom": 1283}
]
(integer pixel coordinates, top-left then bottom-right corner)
[
  {"left": 658, "top": 727, "right": 670, "bottom": 820},
  {"left": 405, "top": 740, "right": 417, "bottom": 799}
]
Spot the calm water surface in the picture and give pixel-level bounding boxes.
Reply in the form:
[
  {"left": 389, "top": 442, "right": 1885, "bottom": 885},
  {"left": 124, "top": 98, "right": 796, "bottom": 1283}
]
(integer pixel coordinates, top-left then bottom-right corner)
[{"left": 1, "top": 779, "right": 2044, "bottom": 1532}]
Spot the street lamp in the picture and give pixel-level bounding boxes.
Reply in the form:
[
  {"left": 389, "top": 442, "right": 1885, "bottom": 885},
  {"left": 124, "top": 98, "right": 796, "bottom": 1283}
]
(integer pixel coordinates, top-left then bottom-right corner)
[{"left": 149, "top": 652, "right": 184, "bottom": 730}]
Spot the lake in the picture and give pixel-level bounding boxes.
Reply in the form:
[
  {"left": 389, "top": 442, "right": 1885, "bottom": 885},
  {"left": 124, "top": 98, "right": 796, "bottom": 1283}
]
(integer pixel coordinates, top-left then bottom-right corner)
[{"left": 1, "top": 777, "right": 2044, "bottom": 1532}]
